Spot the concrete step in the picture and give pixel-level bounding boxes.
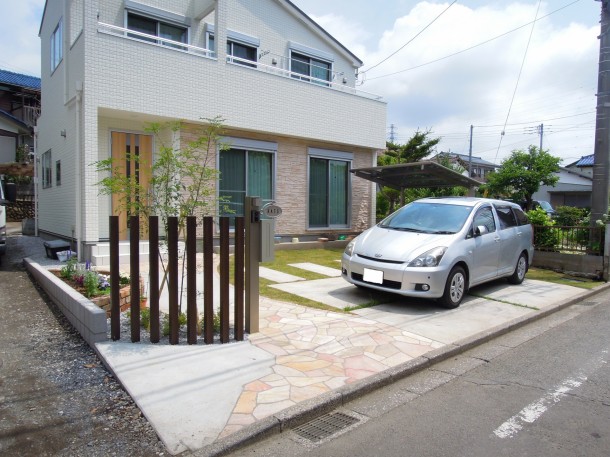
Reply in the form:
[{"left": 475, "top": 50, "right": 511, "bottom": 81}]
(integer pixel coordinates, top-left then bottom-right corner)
[
  {"left": 91, "top": 241, "right": 151, "bottom": 257},
  {"left": 91, "top": 252, "right": 150, "bottom": 266}
]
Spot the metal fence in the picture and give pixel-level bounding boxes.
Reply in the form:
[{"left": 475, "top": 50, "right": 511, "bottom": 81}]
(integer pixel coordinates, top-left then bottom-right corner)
[
  {"left": 109, "top": 214, "right": 245, "bottom": 344},
  {"left": 532, "top": 224, "right": 604, "bottom": 256}
]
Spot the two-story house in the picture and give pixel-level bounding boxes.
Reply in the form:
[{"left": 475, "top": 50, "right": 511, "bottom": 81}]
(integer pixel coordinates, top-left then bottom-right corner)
[
  {"left": 37, "top": 0, "right": 387, "bottom": 260},
  {"left": 430, "top": 152, "right": 497, "bottom": 183},
  {"left": 0, "top": 69, "right": 40, "bottom": 164}
]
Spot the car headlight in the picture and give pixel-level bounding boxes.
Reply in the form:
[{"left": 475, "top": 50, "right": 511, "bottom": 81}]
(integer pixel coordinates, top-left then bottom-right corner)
[
  {"left": 408, "top": 247, "right": 447, "bottom": 267},
  {"left": 344, "top": 240, "right": 355, "bottom": 257}
]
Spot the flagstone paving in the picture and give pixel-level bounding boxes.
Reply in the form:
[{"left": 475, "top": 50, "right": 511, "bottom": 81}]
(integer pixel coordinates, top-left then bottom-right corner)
[
  {"left": 218, "top": 297, "right": 444, "bottom": 438},
  {"left": 288, "top": 262, "right": 342, "bottom": 277}
]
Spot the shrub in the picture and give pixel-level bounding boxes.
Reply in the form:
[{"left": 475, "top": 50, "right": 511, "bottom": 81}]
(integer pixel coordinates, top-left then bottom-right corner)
[
  {"left": 554, "top": 206, "right": 587, "bottom": 226},
  {"left": 140, "top": 307, "right": 151, "bottom": 330},
  {"left": 198, "top": 309, "right": 221, "bottom": 334},
  {"left": 527, "top": 208, "right": 559, "bottom": 249},
  {"left": 83, "top": 270, "right": 99, "bottom": 298}
]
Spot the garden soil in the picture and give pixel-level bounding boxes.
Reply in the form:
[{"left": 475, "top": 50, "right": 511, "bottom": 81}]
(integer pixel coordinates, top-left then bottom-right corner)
[{"left": 0, "top": 230, "right": 167, "bottom": 456}]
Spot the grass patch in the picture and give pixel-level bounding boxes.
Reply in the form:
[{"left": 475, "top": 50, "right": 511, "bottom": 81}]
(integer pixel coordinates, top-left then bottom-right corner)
[{"left": 526, "top": 267, "right": 602, "bottom": 290}]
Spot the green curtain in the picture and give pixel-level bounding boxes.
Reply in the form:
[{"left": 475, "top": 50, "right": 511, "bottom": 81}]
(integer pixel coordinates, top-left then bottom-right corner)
[
  {"left": 329, "top": 160, "right": 348, "bottom": 225},
  {"left": 219, "top": 149, "right": 245, "bottom": 216},
  {"left": 248, "top": 151, "right": 272, "bottom": 200},
  {"left": 309, "top": 158, "right": 328, "bottom": 227}
]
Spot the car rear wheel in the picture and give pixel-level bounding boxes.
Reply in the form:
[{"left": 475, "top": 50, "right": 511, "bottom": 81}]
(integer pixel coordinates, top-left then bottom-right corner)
[
  {"left": 508, "top": 252, "right": 528, "bottom": 284},
  {"left": 439, "top": 266, "right": 466, "bottom": 309}
]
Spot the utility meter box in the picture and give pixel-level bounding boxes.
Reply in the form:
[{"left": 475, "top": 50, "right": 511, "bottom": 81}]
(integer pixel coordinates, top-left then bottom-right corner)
[{"left": 261, "top": 219, "right": 275, "bottom": 262}]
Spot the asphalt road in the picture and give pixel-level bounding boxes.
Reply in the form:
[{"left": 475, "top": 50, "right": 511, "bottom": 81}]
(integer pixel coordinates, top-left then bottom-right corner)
[{"left": 231, "top": 291, "right": 610, "bottom": 457}]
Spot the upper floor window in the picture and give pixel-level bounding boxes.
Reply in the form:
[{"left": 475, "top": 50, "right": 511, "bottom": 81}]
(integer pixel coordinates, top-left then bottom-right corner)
[
  {"left": 51, "top": 19, "right": 63, "bottom": 72},
  {"left": 127, "top": 12, "right": 187, "bottom": 49},
  {"left": 227, "top": 40, "right": 257, "bottom": 67},
  {"left": 291, "top": 52, "right": 331, "bottom": 85}
]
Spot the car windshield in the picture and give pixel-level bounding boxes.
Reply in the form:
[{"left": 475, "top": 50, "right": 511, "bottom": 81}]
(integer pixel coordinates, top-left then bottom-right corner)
[
  {"left": 378, "top": 201, "right": 472, "bottom": 234},
  {"left": 537, "top": 201, "right": 553, "bottom": 211}
]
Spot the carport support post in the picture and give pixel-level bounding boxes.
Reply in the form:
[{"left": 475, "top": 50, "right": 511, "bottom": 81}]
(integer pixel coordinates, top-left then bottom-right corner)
[
  {"left": 245, "top": 196, "right": 261, "bottom": 333},
  {"left": 604, "top": 223, "right": 610, "bottom": 281}
]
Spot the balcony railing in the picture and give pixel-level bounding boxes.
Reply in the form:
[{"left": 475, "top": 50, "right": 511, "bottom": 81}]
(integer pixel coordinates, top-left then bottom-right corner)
[{"left": 97, "top": 22, "right": 382, "bottom": 101}]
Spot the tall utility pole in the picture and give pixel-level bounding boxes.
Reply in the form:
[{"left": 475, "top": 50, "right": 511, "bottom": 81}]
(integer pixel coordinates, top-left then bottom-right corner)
[
  {"left": 538, "top": 123, "right": 544, "bottom": 150},
  {"left": 592, "top": 0, "right": 610, "bottom": 225},
  {"left": 468, "top": 124, "right": 473, "bottom": 177}
]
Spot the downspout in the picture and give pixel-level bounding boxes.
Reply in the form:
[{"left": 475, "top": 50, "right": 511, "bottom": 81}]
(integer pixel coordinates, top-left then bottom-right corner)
[
  {"left": 75, "top": 82, "right": 83, "bottom": 261},
  {"left": 33, "top": 125, "right": 38, "bottom": 236}
]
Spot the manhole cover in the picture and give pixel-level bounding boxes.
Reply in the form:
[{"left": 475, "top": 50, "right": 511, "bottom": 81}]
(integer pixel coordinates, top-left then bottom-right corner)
[{"left": 294, "top": 412, "right": 360, "bottom": 442}]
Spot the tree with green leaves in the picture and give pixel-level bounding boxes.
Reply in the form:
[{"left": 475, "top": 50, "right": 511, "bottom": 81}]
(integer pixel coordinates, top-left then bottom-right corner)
[{"left": 483, "top": 145, "right": 560, "bottom": 210}]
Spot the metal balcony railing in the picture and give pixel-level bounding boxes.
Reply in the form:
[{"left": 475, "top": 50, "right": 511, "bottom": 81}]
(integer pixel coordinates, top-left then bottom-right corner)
[{"left": 97, "top": 22, "right": 383, "bottom": 101}]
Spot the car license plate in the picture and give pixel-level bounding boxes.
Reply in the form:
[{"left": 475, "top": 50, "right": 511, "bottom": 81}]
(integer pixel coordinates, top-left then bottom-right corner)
[{"left": 363, "top": 268, "right": 383, "bottom": 284}]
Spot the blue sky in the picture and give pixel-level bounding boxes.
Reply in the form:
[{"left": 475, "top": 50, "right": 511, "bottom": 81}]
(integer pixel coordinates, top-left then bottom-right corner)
[{"left": 0, "top": 0, "right": 601, "bottom": 163}]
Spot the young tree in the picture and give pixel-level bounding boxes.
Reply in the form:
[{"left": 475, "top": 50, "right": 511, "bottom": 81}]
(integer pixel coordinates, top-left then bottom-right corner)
[
  {"left": 484, "top": 145, "right": 560, "bottom": 209},
  {"left": 377, "top": 129, "right": 441, "bottom": 217}
]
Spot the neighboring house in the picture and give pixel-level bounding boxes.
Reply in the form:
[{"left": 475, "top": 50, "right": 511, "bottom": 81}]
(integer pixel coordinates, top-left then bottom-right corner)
[
  {"left": 0, "top": 69, "right": 41, "bottom": 163},
  {"left": 430, "top": 152, "right": 497, "bottom": 182},
  {"left": 565, "top": 154, "right": 593, "bottom": 179},
  {"left": 37, "top": 0, "right": 386, "bottom": 260},
  {"left": 532, "top": 167, "right": 592, "bottom": 209}
]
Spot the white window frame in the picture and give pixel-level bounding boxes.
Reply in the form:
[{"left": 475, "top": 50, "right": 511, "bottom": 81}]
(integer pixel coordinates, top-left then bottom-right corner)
[
  {"left": 289, "top": 42, "right": 334, "bottom": 85},
  {"left": 124, "top": 2, "right": 190, "bottom": 48},
  {"left": 51, "top": 19, "right": 63, "bottom": 72}
]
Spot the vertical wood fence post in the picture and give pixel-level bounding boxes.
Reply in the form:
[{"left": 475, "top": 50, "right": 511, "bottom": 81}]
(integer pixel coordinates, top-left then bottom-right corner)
[
  {"left": 130, "top": 216, "right": 140, "bottom": 343},
  {"left": 149, "top": 216, "right": 160, "bottom": 343},
  {"left": 234, "top": 217, "right": 244, "bottom": 341},
  {"left": 186, "top": 216, "right": 197, "bottom": 344},
  {"left": 110, "top": 216, "right": 120, "bottom": 341},
  {"left": 203, "top": 217, "right": 214, "bottom": 344},
  {"left": 220, "top": 217, "right": 230, "bottom": 343},
  {"left": 168, "top": 217, "right": 179, "bottom": 345}
]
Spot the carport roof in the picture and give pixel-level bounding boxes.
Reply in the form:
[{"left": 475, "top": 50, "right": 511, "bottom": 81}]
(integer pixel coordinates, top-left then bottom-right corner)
[{"left": 350, "top": 161, "right": 481, "bottom": 190}]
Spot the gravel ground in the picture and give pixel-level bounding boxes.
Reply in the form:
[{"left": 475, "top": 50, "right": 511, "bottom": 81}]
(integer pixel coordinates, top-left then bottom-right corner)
[{"left": 0, "top": 230, "right": 168, "bottom": 456}]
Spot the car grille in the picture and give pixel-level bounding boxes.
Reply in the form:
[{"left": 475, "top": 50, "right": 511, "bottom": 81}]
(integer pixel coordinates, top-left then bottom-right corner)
[
  {"left": 356, "top": 254, "right": 405, "bottom": 264},
  {"left": 351, "top": 272, "right": 402, "bottom": 290}
]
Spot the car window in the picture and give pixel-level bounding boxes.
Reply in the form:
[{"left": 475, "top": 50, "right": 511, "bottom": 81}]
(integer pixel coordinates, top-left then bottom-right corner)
[
  {"left": 473, "top": 206, "right": 496, "bottom": 233},
  {"left": 379, "top": 201, "right": 472, "bottom": 233},
  {"left": 494, "top": 205, "right": 517, "bottom": 229},
  {"left": 512, "top": 207, "right": 529, "bottom": 226}
]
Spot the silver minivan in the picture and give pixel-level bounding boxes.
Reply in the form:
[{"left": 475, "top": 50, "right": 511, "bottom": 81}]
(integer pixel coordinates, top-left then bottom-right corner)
[{"left": 341, "top": 197, "right": 534, "bottom": 308}]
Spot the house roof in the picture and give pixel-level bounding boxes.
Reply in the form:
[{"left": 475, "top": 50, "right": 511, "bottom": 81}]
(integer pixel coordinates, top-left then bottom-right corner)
[
  {"left": 0, "top": 109, "right": 31, "bottom": 133},
  {"left": 568, "top": 154, "right": 594, "bottom": 167},
  {"left": 434, "top": 152, "right": 498, "bottom": 168},
  {"left": 0, "top": 69, "right": 41, "bottom": 91},
  {"left": 351, "top": 161, "right": 481, "bottom": 190}
]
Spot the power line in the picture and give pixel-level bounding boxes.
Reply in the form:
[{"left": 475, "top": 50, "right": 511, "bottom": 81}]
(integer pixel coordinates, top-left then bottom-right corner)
[
  {"left": 361, "top": 1, "right": 458, "bottom": 75},
  {"left": 365, "top": 0, "right": 582, "bottom": 82},
  {"left": 494, "top": 0, "right": 543, "bottom": 163}
]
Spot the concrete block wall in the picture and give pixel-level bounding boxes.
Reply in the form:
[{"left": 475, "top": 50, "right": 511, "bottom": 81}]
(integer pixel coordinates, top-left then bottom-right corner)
[{"left": 24, "top": 258, "right": 107, "bottom": 345}]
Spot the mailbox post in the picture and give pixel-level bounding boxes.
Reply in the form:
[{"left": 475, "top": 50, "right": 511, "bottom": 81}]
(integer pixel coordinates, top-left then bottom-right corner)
[{"left": 245, "top": 197, "right": 282, "bottom": 333}]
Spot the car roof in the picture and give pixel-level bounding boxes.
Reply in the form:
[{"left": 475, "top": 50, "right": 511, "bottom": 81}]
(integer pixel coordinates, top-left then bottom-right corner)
[{"left": 414, "top": 196, "right": 521, "bottom": 208}]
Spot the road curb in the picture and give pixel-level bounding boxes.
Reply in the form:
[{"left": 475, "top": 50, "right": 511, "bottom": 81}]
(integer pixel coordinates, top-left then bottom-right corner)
[{"left": 196, "top": 282, "right": 610, "bottom": 457}]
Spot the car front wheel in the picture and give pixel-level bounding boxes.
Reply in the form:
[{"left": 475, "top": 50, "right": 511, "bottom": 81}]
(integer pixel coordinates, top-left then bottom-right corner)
[
  {"left": 439, "top": 266, "right": 466, "bottom": 309},
  {"left": 508, "top": 252, "right": 528, "bottom": 284}
]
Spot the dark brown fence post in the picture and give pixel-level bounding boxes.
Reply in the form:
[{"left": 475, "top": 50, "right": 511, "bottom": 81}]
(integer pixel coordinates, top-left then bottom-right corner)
[
  {"left": 168, "top": 216, "right": 179, "bottom": 345},
  {"left": 130, "top": 216, "right": 141, "bottom": 343},
  {"left": 203, "top": 217, "right": 214, "bottom": 344},
  {"left": 186, "top": 216, "right": 197, "bottom": 344},
  {"left": 234, "top": 217, "right": 244, "bottom": 341},
  {"left": 220, "top": 217, "right": 230, "bottom": 343},
  {"left": 149, "top": 216, "right": 159, "bottom": 343},
  {"left": 110, "top": 216, "right": 120, "bottom": 341}
]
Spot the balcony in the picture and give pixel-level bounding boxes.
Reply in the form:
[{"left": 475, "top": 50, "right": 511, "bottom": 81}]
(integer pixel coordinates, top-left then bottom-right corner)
[{"left": 97, "top": 22, "right": 382, "bottom": 101}]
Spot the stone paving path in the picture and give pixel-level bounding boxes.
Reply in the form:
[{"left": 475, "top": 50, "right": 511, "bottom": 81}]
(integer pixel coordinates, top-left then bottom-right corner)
[{"left": 218, "top": 297, "right": 444, "bottom": 438}]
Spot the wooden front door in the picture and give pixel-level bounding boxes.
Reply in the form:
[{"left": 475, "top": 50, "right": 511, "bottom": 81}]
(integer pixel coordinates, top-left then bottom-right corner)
[{"left": 111, "top": 132, "right": 153, "bottom": 240}]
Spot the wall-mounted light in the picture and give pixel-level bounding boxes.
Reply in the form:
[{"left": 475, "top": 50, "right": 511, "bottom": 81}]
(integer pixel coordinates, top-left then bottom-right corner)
[
  {"left": 60, "top": 130, "right": 66, "bottom": 137},
  {"left": 272, "top": 58, "right": 277, "bottom": 65},
  {"left": 343, "top": 77, "right": 347, "bottom": 84}
]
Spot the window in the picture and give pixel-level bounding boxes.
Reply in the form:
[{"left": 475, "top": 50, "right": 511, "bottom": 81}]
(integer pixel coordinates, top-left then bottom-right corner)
[
  {"left": 227, "top": 40, "right": 257, "bottom": 67},
  {"left": 309, "top": 157, "right": 349, "bottom": 227},
  {"left": 127, "top": 12, "right": 187, "bottom": 49},
  {"left": 219, "top": 148, "right": 273, "bottom": 218},
  {"left": 495, "top": 205, "right": 517, "bottom": 230},
  {"left": 291, "top": 52, "right": 331, "bottom": 85},
  {"left": 42, "top": 150, "right": 52, "bottom": 188},
  {"left": 51, "top": 19, "right": 63, "bottom": 72},
  {"left": 56, "top": 160, "right": 61, "bottom": 186},
  {"left": 473, "top": 206, "right": 495, "bottom": 234}
]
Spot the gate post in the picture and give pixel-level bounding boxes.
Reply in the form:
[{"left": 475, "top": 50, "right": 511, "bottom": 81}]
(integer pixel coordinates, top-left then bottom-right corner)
[{"left": 245, "top": 196, "right": 261, "bottom": 333}]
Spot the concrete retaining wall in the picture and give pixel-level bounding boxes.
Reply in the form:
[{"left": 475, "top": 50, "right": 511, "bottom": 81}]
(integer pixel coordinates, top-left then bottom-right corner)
[
  {"left": 24, "top": 258, "right": 107, "bottom": 344},
  {"left": 532, "top": 251, "right": 603, "bottom": 278}
]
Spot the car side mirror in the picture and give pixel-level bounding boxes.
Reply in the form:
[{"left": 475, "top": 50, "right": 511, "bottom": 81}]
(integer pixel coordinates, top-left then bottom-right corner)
[{"left": 474, "top": 225, "right": 488, "bottom": 237}]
